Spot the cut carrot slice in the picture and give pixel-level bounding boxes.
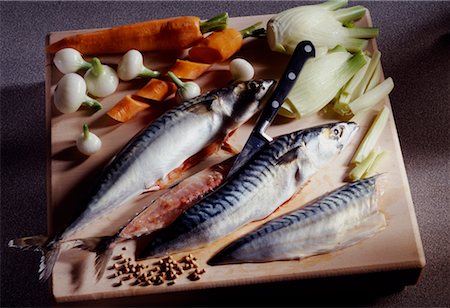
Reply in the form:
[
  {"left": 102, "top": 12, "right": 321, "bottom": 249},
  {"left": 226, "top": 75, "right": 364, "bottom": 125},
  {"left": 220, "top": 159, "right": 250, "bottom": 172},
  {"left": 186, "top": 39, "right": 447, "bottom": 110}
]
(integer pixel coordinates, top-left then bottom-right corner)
[
  {"left": 135, "top": 79, "right": 177, "bottom": 101},
  {"left": 169, "top": 59, "right": 211, "bottom": 80},
  {"left": 107, "top": 95, "right": 149, "bottom": 122},
  {"left": 189, "top": 28, "right": 243, "bottom": 64}
]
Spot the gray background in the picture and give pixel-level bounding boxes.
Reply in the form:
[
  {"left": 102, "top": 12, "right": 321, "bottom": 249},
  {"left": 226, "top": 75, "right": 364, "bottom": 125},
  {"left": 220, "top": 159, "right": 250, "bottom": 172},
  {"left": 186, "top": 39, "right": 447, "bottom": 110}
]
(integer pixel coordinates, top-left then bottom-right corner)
[{"left": 1, "top": 1, "right": 449, "bottom": 306}]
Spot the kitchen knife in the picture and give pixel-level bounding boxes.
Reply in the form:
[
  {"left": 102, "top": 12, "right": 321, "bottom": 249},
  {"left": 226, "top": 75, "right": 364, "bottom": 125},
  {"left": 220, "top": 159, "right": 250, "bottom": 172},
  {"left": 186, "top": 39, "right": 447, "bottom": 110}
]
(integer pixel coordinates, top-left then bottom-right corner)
[{"left": 227, "top": 41, "right": 315, "bottom": 178}]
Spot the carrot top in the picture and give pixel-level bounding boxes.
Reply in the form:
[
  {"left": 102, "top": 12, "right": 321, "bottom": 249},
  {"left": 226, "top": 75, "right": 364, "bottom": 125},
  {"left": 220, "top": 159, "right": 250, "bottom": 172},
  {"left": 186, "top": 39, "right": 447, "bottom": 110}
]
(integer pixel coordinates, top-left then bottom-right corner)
[
  {"left": 200, "top": 12, "right": 229, "bottom": 33},
  {"left": 188, "top": 21, "right": 265, "bottom": 64}
]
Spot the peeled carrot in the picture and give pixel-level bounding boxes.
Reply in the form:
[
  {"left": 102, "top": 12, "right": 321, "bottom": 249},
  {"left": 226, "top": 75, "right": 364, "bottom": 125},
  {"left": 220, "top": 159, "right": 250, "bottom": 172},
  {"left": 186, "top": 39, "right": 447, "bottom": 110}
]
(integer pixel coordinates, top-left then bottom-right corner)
[
  {"left": 135, "top": 79, "right": 177, "bottom": 101},
  {"left": 108, "top": 79, "right": 176, "bottom": 122},
  {"left": 107, "top": 95, "right": 149, "bottom": 122},
  {"left": 169, "top": 59, "right": 211, "bottom": 80},
  {"left": 189, "top": 22, "right": 263, "bottom": 64},
  {"left": 47, "top": 13, "right": 229, "bottom": 55}
]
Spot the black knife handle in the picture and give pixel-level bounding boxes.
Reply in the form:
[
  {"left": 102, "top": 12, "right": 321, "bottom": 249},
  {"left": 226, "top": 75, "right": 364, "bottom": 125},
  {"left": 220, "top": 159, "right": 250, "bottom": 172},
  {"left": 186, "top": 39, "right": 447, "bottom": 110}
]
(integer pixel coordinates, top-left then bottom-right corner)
[{"left": 254, "top": 41, "right": 315, "bottom": 137}]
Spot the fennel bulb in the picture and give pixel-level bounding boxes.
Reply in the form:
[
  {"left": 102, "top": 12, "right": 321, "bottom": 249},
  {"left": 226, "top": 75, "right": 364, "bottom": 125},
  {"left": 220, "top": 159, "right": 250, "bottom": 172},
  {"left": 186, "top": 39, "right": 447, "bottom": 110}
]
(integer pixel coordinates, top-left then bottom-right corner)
[
  {"left": 281, "top": 49, "right": 367, "bottom": 118},
  {"left": 267, "top": 0, "right": 379, "bottom": 54}
]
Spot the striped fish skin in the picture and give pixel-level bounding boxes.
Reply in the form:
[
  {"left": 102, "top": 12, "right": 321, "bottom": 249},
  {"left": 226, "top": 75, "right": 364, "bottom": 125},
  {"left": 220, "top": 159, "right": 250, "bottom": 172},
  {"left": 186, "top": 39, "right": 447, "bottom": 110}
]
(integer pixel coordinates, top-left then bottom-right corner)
[
  {"left": 138, "top": 122, "right": 359, "bottom": 259},
  {"left": 8, "top": 80, "right": 274, "bottom": 282},
  {"left": 208, "top": 176, "right": 386, "bottom": 265},
  {"left": 62, "top": 79, "right": 275, "bottom": 240}
]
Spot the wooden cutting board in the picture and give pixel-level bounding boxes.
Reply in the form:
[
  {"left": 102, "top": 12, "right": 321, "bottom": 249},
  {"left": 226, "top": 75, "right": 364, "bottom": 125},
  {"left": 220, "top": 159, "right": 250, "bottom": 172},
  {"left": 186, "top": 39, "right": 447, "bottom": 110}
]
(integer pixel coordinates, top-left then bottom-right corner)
[{"left": 45, "top": 13, "right": 425, "bottom": 303}]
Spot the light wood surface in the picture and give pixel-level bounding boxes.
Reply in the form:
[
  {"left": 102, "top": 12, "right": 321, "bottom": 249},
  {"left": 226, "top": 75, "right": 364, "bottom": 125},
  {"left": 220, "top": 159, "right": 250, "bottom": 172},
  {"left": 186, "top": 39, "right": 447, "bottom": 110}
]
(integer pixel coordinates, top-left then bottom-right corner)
[{"left": 46, "top": 14, "right": 425, "bottom": 303}]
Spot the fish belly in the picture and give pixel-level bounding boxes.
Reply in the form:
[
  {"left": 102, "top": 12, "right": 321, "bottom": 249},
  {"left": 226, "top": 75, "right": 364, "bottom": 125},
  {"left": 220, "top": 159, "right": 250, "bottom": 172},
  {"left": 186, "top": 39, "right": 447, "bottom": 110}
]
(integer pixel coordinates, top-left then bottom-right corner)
[
  {"left": 119, "top": 158, "right": 233, "bottom": 239},
  {"left": 62, "top": 112, "right": 222, "bottom": 240}
]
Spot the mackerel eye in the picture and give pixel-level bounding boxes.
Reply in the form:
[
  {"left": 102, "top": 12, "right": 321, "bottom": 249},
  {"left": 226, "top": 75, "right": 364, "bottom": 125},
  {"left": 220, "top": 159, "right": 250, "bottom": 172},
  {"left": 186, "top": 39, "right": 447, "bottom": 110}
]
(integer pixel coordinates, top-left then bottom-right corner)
[
  {"left": 248, "top": 81, "right": 258, "bottom": 91},
  {"left": 332, "top": 126, "right": 343, "bottom": 138}
]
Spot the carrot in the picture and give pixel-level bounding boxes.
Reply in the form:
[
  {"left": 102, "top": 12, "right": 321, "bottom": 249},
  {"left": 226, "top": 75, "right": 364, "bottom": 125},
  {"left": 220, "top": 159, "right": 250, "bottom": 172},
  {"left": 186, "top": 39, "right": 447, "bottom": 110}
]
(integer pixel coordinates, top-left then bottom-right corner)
[
  {"left": 107, "top": 95, "right": 149, "bottom": 122},
  {"left": 169, "top": 59, "right": 211, "bottom": 80},
  {"left": 47, "top": 13, "right": 229, "bottom": 55},
  {"left": 188, "top": 22, "right": 263, "bottom": 64},
  {"left": 135, "top": 79, "right": 177, "bottom": 101}
]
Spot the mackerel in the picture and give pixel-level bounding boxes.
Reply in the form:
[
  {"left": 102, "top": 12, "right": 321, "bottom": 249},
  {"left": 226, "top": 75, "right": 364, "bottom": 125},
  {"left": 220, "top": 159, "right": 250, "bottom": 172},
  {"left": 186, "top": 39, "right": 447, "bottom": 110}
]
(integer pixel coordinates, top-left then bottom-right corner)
[
  {"left": 208, "top": 176, "right": 386, "bottom": 265},
  {"left": 9, "top": 80, "right": 274, "bottom": 281},
  {"left": 138, "top": 122, "right": 359, "bottom": 259},
  {"left": 76, "top": 156, "right": 235, "bottom": 279}
]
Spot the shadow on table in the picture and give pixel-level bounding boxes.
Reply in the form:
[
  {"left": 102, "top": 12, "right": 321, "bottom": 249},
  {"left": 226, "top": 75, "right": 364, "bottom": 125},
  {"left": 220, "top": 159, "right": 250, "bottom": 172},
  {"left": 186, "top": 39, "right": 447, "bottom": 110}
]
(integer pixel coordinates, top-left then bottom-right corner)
[
  {"left": 1, "top": 82, "right": 50, "bottom": 307},
  {"left": 55, "top": 268, "right": 423, "bottom": 307}
]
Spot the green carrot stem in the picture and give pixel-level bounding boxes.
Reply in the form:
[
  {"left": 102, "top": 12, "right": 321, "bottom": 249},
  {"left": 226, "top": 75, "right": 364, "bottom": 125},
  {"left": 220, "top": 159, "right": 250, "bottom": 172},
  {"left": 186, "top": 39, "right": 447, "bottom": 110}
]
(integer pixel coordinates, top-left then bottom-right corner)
[
  {"left": 240, "top": 22, "right": 263, "bottom": 39},
  {"left": 90, "top": 57, "right": 104, "bottom": 77},
  {"left": 200, "top": 12, "right": 229, "bottom": 33},
  {"left": 167, "top": 71, "right": 185, "bottom": 88}
]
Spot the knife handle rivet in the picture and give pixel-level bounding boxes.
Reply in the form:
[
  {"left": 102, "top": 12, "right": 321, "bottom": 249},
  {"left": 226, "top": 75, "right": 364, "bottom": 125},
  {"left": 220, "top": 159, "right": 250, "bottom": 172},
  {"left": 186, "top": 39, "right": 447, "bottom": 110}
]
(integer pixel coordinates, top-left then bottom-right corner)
[
  {"left": 304, "top": 45, "right": 313, "bottom": 53},
  {"left": 271, "top": 100, "right": 280, "bottom": 108},
  {"left": 288, "top": 72, "right": 296, "bottom": 80}
]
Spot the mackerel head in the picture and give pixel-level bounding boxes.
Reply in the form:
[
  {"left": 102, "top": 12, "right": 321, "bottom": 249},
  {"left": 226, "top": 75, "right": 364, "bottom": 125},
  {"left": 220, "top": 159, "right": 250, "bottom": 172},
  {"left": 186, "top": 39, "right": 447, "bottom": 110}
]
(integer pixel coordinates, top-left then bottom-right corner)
[
  {"left": 138, "top": 122, "right": 359, "bottom": 259},
  {"left": 208, "top": 80, "right": 276, "bottom": 128},
  {"left": 8, "top": 80, "right": 275, "bottom": 282}
]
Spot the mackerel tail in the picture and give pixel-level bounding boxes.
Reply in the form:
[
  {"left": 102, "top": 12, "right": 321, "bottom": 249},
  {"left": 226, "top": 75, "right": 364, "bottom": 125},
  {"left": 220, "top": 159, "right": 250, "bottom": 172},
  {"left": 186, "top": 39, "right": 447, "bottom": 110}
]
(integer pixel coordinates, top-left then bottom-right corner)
[
  {"left": 138, "top": 121, "right": 359, "bottom": 260},
  {"left": 208, "top": 176, "right": 386, "bottom": 266}
]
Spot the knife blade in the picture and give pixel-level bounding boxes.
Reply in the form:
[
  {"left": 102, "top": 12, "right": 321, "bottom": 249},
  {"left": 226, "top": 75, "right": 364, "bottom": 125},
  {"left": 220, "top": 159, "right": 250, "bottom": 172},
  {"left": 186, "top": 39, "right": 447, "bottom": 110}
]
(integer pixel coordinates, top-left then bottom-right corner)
[{"left": 227, "top": 41, "right": 315, "bottom": 178}]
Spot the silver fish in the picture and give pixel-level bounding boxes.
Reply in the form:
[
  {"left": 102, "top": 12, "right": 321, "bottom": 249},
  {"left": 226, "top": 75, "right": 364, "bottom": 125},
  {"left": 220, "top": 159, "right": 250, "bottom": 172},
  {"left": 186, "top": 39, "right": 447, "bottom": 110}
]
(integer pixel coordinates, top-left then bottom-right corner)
[
  {"left": 9, "top": 80, "right": 275, "bottom": 281},
  {"left": 76, "top": 156, "right": 235, "bottom": 279},
  {"left": 138, "top": 122, "right": 359, "bottom": 259},
  {"left": 208, "top": 176, "right": 386, "bottom": 265}
]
